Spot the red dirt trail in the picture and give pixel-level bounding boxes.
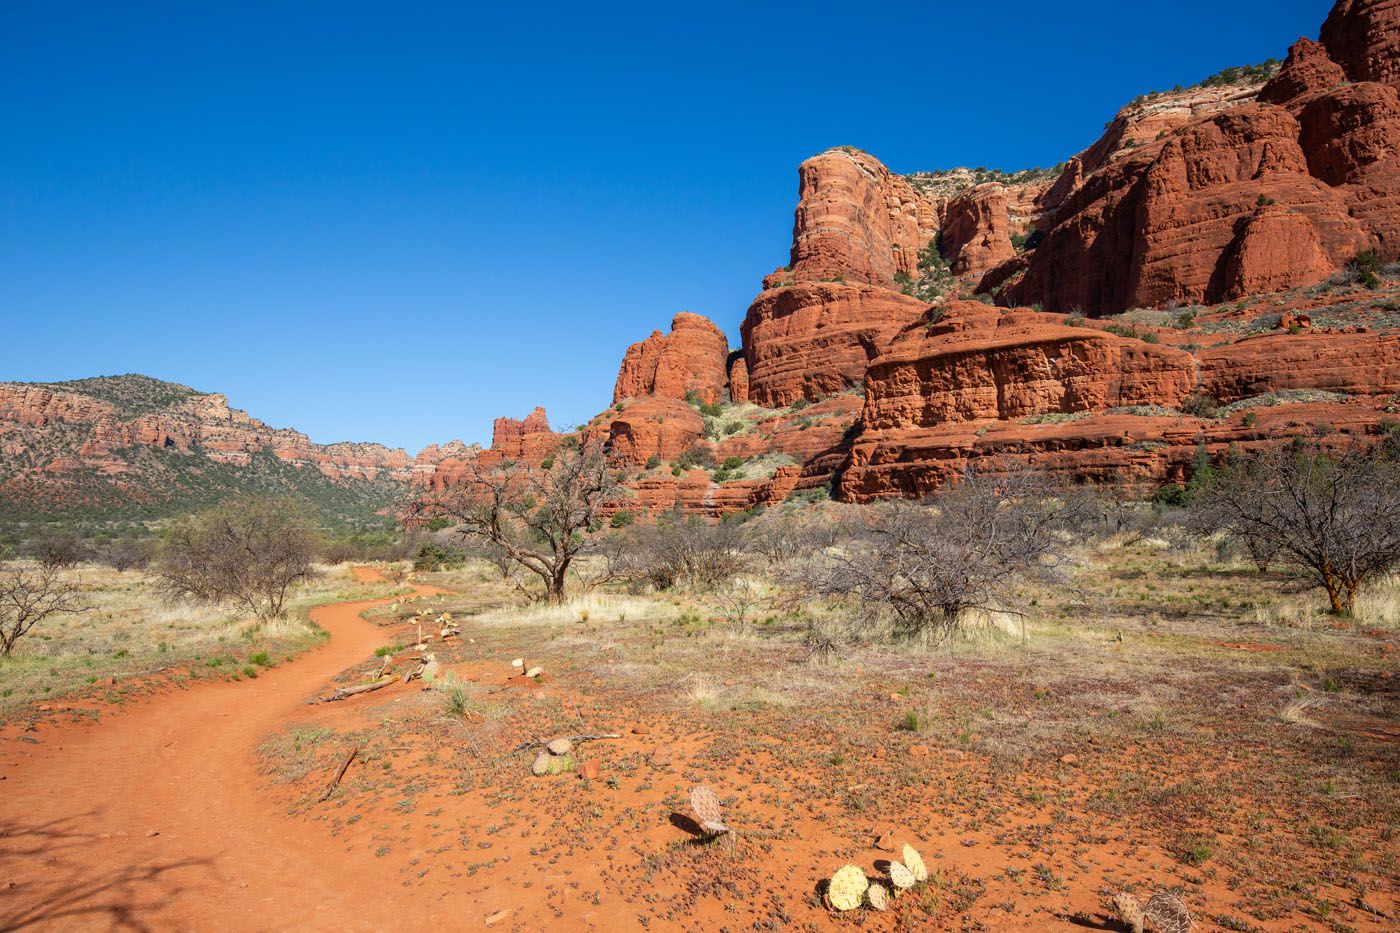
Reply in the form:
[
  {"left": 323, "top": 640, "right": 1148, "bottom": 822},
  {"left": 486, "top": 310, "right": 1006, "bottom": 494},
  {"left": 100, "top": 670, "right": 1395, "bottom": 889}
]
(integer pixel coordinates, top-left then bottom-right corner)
[{"left": 1, "top": 568, "right": 444, "bottom": 932}]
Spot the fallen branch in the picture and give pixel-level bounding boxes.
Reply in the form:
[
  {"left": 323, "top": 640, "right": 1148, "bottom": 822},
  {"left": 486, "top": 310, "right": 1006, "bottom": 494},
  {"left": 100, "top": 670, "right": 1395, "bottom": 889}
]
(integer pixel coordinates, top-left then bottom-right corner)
[
  {"left": 319, "top": 745, "right": 360, "bottom": 802},
  {"left": 511, "top": 733, "right": 621, "bottom": 753},
  {"left": 322, "top": 675, "right": 395, "bottom": 702}
]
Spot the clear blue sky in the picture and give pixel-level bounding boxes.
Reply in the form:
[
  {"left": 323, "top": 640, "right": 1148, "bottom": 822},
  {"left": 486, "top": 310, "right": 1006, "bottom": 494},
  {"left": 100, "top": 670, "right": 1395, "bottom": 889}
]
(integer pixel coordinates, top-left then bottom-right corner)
[{"left": 2, "top": 1, "right": 1328, "bottom": 452}]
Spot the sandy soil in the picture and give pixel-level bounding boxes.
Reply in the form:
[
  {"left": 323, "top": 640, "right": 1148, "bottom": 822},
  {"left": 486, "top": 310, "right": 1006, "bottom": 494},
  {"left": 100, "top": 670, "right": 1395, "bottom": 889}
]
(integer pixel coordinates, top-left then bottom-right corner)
[{"left": 0, "top": 568, "right": 445, "bottom": 932}]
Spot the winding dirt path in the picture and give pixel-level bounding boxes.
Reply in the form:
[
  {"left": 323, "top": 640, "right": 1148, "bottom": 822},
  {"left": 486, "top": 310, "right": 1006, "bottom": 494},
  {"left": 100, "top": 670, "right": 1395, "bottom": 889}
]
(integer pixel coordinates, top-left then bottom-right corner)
[{"left": 1, "top": 569, "right": 443, "bottom": 932}]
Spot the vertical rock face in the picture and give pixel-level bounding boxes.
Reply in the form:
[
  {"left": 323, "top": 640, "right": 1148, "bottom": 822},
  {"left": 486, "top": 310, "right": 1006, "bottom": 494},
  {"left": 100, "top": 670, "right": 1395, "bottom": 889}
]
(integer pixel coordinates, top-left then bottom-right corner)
[
  {"left": 612, "top": 312, "right": 730, "bottom": 405},
  {"left": 787, "top": 149, "right": 939, "bottom": 286},
  {"left": 489, "top": 407, "right": 557, "bottom": 461},
  {"left": 726, "top": 353, "right": 749, "bottom": 404},
  {"left": 941, "top": 185, "right": 1017, "bottom": 276},
  {"left": 584, "top": 397, "right": 705, "bottom": 466},
  {"left": 739, "top": 282, "right": 929, "bottom": 408},
  {"left": 1321, "top": 0, "right": 1400, "bottom": 91},
  {"left": 1008, "top": 105, "right": 1370, "bottom": 312},
  {"left": 1221, "top": 204, "right": 1336, "bottom": 297},
  {"left": 1000, "top": 1, "right": 1400, "bottom": 313}
]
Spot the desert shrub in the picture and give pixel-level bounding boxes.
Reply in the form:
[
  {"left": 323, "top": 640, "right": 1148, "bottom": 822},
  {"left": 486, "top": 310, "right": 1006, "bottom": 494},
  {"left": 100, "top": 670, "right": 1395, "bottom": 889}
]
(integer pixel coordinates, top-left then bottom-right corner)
[
  {"left": 95, "top": 536, "right": 154, "bottom": 572},
  {"left": 743, "top": 506, "right": 843, "bottom": 565},
  {"left": 154, "top": 496, "right": 319, "bottom": 621},
  {"left": 1182, "top": 393, "right": 1221, "bottom": 418},
  {"left": 0, "top": 563, "right": 84, "bottom": 656},
  {"left": 675, "top": 444, "right": 717, "bottom": 472},
  {"left": 898, "top": 237, "right": 955, "bottom": 302},
  {"left": 414, "top": 442, "right": 622, "bottom": 603},
  {"left": 610, "top": 509, "right": 634, "bottom": 529},
  {"left": 1190, "top": 444, "right": 1400, "bottom": 614},
  {"left": 606, "top": 519, "right": 748, "bottom": 592},
  {"left": 787, "top": 466, "right": 1079, "bottom": 644},
  {"left": 29, "top": 531, "right": 87, "bottom": 570},
  {"left": 413, "top": 540, "right": 467, "bottom": 572}
]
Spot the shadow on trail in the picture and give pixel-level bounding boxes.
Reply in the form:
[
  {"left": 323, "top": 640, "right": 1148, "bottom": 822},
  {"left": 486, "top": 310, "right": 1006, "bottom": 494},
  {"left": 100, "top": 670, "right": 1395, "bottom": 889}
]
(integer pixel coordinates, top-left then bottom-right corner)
[{"left": 0, "top": 811, "right": 217, "bottom": 931}]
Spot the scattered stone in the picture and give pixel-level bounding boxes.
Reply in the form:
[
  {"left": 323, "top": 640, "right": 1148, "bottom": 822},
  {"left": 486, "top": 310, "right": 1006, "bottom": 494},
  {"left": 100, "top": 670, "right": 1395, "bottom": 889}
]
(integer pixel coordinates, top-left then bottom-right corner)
[
  {"left": 580, "top": 760, "right": 600, "bottom": 781},
  {"left": 1059, "top": 753, "right": 1079, "bottom": 765},
  {"left": 872, "top": 827, "right": 896, "bottom": 851},
  {"left": 631, "top": 725, "right": 651, "bottom": 735},
  {"left": 908, "top": 744, "right": 931, "bottom": 758},
  {"left": 648, "top": 745, "right": 673, "bottom": 767},
  {"left": 873, "top": 747, "right": 887, "bottom": 760},
  {"left": 145, "top": 829, "right": 159, "bottom": 837},
  {"left": 484, "top": 908, "right": 513, "bottom": 926}
]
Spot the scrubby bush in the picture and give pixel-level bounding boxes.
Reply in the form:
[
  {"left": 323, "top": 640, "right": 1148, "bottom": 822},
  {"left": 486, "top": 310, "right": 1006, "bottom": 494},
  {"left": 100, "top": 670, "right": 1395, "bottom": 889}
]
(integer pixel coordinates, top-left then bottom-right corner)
[
  {"left": 1190, "top": 444, "right": 1400, "bottom": 614},
  {"left": 605, "top": 519, "right": 748, "bottom": 592},
  {"left": 787, "top": 466, "right": 1081, "bottom": 644},
  {"left": 154, "top": 497, "right": 318, "bottom": 621},
  {"left": 413, "top": 540, "right": 467, "bottom": 572}
]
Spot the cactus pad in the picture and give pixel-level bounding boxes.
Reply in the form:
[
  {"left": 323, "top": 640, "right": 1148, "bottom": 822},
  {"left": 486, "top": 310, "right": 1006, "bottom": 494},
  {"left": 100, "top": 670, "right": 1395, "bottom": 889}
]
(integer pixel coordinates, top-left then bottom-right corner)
[
  {"left": 826, "top": 864, "right": 868, "bottom": 911},
  {"left": 889, "top": 860, "right": 916, "bottom": 890},
  {"left": 901, "top": 844, "right": 928, "bottom": 882},
  {"left": 865, "top": 882, "right": 889, "bottom": 911},
  {"left": 1144, "top": 892, "right": 1193, "bottom": 933},
  {"left": 690, "top": 785, "right": 729, "bottom": 834}
]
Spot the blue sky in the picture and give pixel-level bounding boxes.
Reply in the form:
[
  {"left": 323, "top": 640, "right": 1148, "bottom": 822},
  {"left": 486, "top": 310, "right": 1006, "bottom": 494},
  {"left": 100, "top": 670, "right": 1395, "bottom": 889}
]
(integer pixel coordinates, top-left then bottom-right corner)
[{"left": 2, "top": 1, "right": 1328, "bottom": 451}]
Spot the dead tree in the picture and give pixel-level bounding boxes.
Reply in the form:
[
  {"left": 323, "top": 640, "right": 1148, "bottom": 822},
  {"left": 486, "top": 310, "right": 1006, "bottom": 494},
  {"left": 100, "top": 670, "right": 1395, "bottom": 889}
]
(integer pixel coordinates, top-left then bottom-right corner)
[
  {"left": 0, "top": 564, "right": 84, "bottom": 657},
  {"left": 416, "top": 441, "right": 623, "bottom": 604}
]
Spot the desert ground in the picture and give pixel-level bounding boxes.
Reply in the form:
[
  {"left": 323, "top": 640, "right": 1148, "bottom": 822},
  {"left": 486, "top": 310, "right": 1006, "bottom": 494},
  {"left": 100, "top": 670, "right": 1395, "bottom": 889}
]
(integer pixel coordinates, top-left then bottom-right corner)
[{"left": 2, "top": 537, "right": 1396, "bottom": 932}]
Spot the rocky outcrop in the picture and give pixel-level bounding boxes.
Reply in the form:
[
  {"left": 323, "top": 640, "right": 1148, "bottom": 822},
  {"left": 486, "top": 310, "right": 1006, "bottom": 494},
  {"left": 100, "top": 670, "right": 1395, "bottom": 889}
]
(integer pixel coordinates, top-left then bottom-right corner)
[
  {"left": 1321, "top": 0, "right": 1400, "bottom": 91},
  {"left": 786, "top": 149, "right": 939, "bottom": 286},
  {"left": 941, "top": 185, "right": 1017, "bottom": 276},
  {"left": 1198, "top": 330, "right": 1400, "bottom": 401},
  {"left": 1220, "top": 204, "right": 1338, "bottom": 297},
  {"left": 613, "top": 313, "right": 731, "bottom": 405},
  {"left": 859, "top": 303, "right": 1195, "bottom": 431},
  {"left": 586, "top": 397, "right": 704, "bottom": 466},
  {"left": 727, "top": 353, "right": 749, "bottom": 404},
  {"left": 1260, "top": 38, "right": 1347, "bottom": 105},
  {"left": 739, "top": 282, "right": 929, "bottom": 407},
  {"left": 1006, "top": 104, "right": 1371, "bottom": 312},
  {"left": 0, "top": 381, "right": 419, "bottom": 481}
]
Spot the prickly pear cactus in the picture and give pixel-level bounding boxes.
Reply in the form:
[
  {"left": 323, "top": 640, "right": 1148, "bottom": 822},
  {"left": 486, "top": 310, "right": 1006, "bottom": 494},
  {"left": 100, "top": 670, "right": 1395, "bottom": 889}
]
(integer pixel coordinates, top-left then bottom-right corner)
[
  {"left": 546, "top": 738, "right": 573, "bottom": 755},
  {"left": 689, "top": 785, "right": 729, "bottom": 834},
  {"left": 865, "top": 881, "right": 889, "bottom": 911},
  {"left": 889, "top": 860, "right": 916, "bottom": 891},
  {"left": 902, "top": 844, "right": 927, "bottom": 882},
  {"left": 546, "top": 754, "right": 576, "bottom": 775},
  {"left": 1144, "top": 892, "right": 1193, "bottom": 933},
  {"left": 531, "top": 752, "right": 551, "bottom": 776},
  {"left": 825, "top": 864, "right": 867, "bottom": 911}
]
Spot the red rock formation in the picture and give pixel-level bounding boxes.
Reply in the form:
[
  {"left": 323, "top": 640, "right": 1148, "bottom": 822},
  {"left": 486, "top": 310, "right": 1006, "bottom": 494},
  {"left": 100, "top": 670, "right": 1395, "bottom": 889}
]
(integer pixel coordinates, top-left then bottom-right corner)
[
  {"left": 1198, "top": 330, "right": 1400, "bottom": 402},
  {"left": 941, "top": 185, "right": 1017, "bottom": 276},
  {"left": 486, "top": 406, "right": 559, "bottom": 464},
  {"left": 1321, "top": 0, "right": 1400, "bottom": 91},
  {"left": 1007, "top": 104, "right": 1370, "bottom": 312},
  {"left": 1221, "top": 204, "right": 1337, "bottom": 297},
  {"left": 859, "top": 303, "right": 1195, "bottom": 431},
  {"left": 726, "top": 353, "right": 749, "bottom": 404},
  {"left": 613, "top": 313, "right": 730, "bottom": 405},
  {"left": 1260, "top": 38, "right": 1348, "bottom": 105},
  {"left": 586, "top": 397, "right": 704, "bottom": 466},
  {"left": 787, "top": 149, "right": 938, "bottom": 286},
  {"left": 739, "top": 282, "right": 929, "bottom": 407}
]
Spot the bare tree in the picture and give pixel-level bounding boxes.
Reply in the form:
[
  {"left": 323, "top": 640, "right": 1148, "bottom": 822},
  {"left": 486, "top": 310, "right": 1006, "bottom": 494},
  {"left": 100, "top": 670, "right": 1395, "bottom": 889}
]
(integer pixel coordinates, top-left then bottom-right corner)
[
  {"left": 788, "top": 466, "right": 1077, "bottom": 644},
  {"left": 154, "top": 497, "right": 319, "bottom": 621},
  {"left": 607, "top": 519, "right": 748, "bottom": 592},
  {"left": 30, "top": 531, "right": 86, "bottom": 570},
  {"left": 96, "top": 537, "right": 153, "bottom": 573},
  {"left": 0, "top": 564, "right": 84, "bottom": 656},
  {"left": 1191, "top": 444, "right": 1400, "bottom": 615},
  {"left": 743, "top": 505, "right": 843, "bottom": 566},
  {"left": 416, "top": 442, "right": 623, "bottom": 603}
]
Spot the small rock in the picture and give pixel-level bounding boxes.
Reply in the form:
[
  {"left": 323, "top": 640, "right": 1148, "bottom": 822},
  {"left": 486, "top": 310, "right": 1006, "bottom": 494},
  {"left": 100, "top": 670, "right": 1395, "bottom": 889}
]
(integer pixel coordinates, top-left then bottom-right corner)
[
  {"left": 631, "top": 725, "right": 651, "bottom": 735},
  {"left": 872, "top": 747, "right": 888, "bottom": 760},
  {"left": 649, "top": 745, "right": 673, "bottom": 767},
  {"left": 145, "top": 829, "right": 159, "bottom": 837},
  {"left": 484, "top": 908, "right": 513, "bottom": 926},
  {"left": 872, "top": 827, "right": 896, "bottom": 851},
  {"left": 1059, "top": 753, "right": 1078, "bottom": 765},
  {"left": 908, "top": 744, "right": 931, "bottom": 758},
  {"left": 580, "top": 760, "right": 600, "bottom": 781},
  {"left": 546, "top": 738, "right": 573, "bottom": 756}
]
